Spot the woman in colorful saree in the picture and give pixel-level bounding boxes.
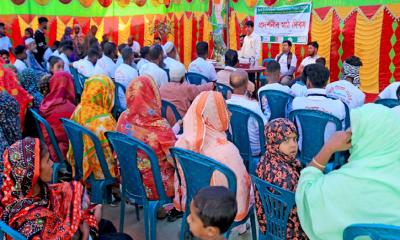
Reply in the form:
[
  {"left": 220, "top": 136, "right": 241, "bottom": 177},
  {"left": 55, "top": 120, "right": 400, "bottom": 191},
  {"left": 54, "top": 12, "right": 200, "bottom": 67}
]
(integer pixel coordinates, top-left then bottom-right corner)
[
  {"left": 67, "top": 74, "right": 118, "bottom": 181},
  {"left": 173, "top": 91, "right": 251, "bottom": 225},
  {"left": 0, "top": 137, "right": 99, "bottom": 240},
  {"left": 296, "top": 104, "right": 400, "bottom": 240},
  {"left": 116, "top": 75, "right": 176, "bottom": 200},
  {"left": 39, "top": 71, "right": 76, "bottom": 162}
]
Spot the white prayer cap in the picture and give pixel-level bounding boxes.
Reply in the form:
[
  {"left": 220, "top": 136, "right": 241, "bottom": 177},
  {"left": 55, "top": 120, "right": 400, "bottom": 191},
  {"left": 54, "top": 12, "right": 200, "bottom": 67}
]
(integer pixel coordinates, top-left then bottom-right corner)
[
  {"left": 25, "top": 38, "right": 35, "bottom": 46},
  {"left": 163, "top": 41, "right": 175, "bottom": 54},
  {"left": 169, "top": 62, "right": 186, "bottom": 82}
]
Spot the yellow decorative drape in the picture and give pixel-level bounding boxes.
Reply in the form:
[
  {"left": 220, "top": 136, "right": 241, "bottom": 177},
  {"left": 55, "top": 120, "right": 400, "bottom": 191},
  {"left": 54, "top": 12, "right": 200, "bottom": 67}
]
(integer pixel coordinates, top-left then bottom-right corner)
[
  {"left": 229, "top": 12, "right": 238, "bottom": 50},
  {"left": 311, "top": 10, "right": 333, "bottom": 72},
  {"left": 183, "top": 13, "right": 193, "bottom": 68},
  {"left": 118, "top": 16, "right": 131, "bottom": 45},
  {"left": 355, "top": 9, "right": 384, "bottom": 94},
  {"left": 18, "top": 16, "right": 38, "bottom": 38},
  {"left": 90, "top": 18, "right": 105, "bottom": 42},
  {"left": 143, "top": 15, "right": 155, "bottom": 46},
  {"left": 56, "top": 17, "right": 74, "bottom": 41}
]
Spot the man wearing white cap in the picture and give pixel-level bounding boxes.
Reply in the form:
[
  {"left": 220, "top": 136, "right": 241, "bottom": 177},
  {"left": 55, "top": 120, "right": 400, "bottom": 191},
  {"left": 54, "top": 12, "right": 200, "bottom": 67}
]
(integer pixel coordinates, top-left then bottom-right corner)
[
  {"left": 163, "top": 41, "right": 184, "bottom": 74},
  {"left": 127, "top": 35, "right": 141, "bottom": 57},
  {"left": 25, "top": 38, "right": 47, "bottom": 76},
  {"left": 160, "top": 61, "right": 214, "bottom": 125}
]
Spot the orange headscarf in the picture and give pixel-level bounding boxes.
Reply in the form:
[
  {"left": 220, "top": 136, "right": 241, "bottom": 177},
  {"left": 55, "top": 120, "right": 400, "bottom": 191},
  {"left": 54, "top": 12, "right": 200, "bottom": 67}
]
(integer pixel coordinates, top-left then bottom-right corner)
[{"left": 174, "top": 91, "right": 251, "bottom": 221}]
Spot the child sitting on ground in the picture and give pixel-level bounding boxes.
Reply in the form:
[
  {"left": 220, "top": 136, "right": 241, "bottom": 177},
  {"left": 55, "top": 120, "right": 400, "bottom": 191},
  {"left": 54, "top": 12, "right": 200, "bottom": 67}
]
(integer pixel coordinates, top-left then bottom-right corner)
[{"left": 187, "top": 186, "right": 237, "bottom": 240}]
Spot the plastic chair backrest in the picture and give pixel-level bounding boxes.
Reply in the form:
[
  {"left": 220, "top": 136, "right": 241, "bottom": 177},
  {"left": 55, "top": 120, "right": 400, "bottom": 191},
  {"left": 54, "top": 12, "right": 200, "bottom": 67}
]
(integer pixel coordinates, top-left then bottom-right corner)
[
  {"left": 375, "top": 99, "right": 400, "bottom": 108},
  {"left": 258, "top": 89, "right": 294, "bottom": 120},
  {"left": 170, "top": 147, "right": 237, "bottom": 208},
  {"left": 227, "top": 104, "right": 266, "bottom": 171},
  {"left": 185, "top": 72, "right": 210, "bottom": 85},
  {"left": 343, "top": 224, "right": 400, "bottom": 240},
  {"left": 163, "top": 68, "right": 171, "bottom": 82},
  {"left": 216, "top": 82, "right": 233, "bottom": 100},
  {"left": 60, "top": 118, "right": 113, "bottom": 181},
  {"left": 251, "top": 175, "right": 296, "bottom": 240},
  {"left": 105, "top": 131, "right": 169, "bottom": 204},
  {"left": 78, "top": 73, "right": 87, "bottom": 89},
  {"left": 0, "top": 221, "right": 27, "bottom": 240},
  {"left": 70, "top": 67, "right": 83, "bottom": 96},
  {"left": 161, "top": 100, "right": 182, "bottom": 123},
  {"left": 113, "top": 82, "right": 126, "bottom": 119},
  {"left": 29, "top": 109, "right": 65, "bottom": 163},
  {"left": 289, "top": 109, "right": 342, "bottom": 166}
]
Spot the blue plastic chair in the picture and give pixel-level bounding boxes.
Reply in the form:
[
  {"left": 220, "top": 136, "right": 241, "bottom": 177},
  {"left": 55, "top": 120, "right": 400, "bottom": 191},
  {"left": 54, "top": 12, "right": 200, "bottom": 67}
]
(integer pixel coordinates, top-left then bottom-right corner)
[
  {"left": 170, "top": 147, "right": 257, "bottom": 240},
  {"left": 185, "top": 72, "right": 211, "bottom": 85},
  {"left": 258, "top": 89, "right": 294, "bottom": 120},
  {"left": 216, "top": 82, "right": 233, "bottom": 100},
  {"left": 343, "top": 224, "right": 400, "bottom": 240},
  {"left": 250, "top": 175, "right": 296, "bottom": 240},
  {"left": 113, "top": 82, "right": 126, "bottom": 120},
  {"left": 163, "top": 68, "right": 171, "bottom": 82},
  {"left": 260, "top": 58, "right": 275, "bottom": 86},
  {"left": 70, "top": 67, "right": 83, "bottom": 98},
  {"left": 0, "top": 221, "right": 26, "bottom": 240},
  {"left": 161, "top": 100, "right": 182, "bottom": 134},
  {"left": 105, "top": 132, "right": 171, "bottom": 240},
  {"left": 227, "top": 104, "right": 266, "bottom": 174},
  {"left": 60, "top": 118, "right": 116, "bottom": 204},
  {"left": 375, "top": 99, "right": 400, "bottom": 108},
  {"left": 289, "top": 109, "right": 345, "bottom": 171},
  {"left": 29, "top": 109, "right": 66, "bottom": 183}
]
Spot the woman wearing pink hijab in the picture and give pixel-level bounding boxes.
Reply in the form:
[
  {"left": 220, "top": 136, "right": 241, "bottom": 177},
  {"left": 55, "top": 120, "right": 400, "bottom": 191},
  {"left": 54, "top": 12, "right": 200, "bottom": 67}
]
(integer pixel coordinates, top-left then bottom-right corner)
[{"left": 173, "top": 91, "right": 251, "bottom": 224}]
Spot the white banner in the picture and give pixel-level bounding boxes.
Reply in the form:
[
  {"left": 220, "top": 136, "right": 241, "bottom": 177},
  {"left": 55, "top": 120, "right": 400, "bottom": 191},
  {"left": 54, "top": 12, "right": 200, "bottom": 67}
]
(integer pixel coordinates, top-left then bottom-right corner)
[{"left": 254, "top": 3, "right": 312, "bottom": 44}]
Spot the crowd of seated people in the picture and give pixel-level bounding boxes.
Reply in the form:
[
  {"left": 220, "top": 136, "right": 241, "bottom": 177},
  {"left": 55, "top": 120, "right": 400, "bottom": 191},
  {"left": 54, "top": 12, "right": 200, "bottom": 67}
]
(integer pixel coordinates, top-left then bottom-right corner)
[{"left": 0, "top": 15, "right": 400, "bottom": 240}]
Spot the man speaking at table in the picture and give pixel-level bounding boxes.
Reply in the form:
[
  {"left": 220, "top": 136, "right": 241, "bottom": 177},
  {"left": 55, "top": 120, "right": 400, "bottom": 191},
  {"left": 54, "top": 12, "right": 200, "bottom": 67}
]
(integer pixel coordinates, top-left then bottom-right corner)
[
  {"left": 238, "top": 20, "right": 261, "bottom": 65},
  {"left": 239, "top": 20, "right": 262, "bottom": 86}
]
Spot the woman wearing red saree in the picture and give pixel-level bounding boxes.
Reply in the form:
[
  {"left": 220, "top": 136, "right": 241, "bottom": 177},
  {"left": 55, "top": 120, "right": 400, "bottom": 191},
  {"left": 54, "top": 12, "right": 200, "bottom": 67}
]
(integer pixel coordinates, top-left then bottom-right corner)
[
  {"left": 0, "top": 58, "right": 32, "bottom": 130},
  {"left": 0, "top": 137, "right": 98, "bottom": 240},
  {"left": 116, "top": 75, "right": 177, "bottom": 200},
  {"left": 39, "top": 71, "right": 76, "bottom": 162}
]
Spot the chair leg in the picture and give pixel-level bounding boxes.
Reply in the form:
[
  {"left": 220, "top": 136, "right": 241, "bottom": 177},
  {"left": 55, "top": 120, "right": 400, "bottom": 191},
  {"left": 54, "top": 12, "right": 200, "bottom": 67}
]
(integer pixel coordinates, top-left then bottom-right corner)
[
  {"left": 250, "top": 210, "right": 257, "bottom": 240},
  {"left": 135, "top": 203, "right": 140, "bottom": 221},
  {"left": 148, "top": 201, "right": 160, "bottom": 240},
  {"left": 119, "top": 195, "right": 126, "bottom": 233},
  {"left": 179, "top": 211, "right": 189, "bottom": 240},
  {"left": 143, "top": 204, "right": 150, "bottom": 240}
]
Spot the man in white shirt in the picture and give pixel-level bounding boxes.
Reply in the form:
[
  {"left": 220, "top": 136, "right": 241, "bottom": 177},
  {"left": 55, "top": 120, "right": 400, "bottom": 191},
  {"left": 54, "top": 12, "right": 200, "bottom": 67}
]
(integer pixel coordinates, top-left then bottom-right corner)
[
  {"left": 137, "top": 46, "right": 150, "bottom": 73},
  {"left": 73, "top": 48, "right": 100, "bottom": 77},
  {"left": 378, "top": 82, "right": 400, "bottom": 100},
  {"left": 275, "top": 40, "right": 297, "bottom": 86},
  {"left": 0, "top": 23, "right": 12, "bottom": 53},
  {"left": 43, "top": 41, "right": 60, "bottom": 64},
  {"left": 292, "top": 64, "right": 346, "bottom": 149},
  {"left": 139, "top": 44, "right": 168, "bottom": 87},
  {"left": 326, "top": 56, "right": 365, "bottom": 109},
  {"left": 127, "top": 35, "right": 141, "bottom": 57},
  {"left": 93, "top": 42, "right": 117, "bottom": 78},
  {"left": 163, "top": 41, "right": 183, "bottom": 70},
  {"left": 115, "top": 48, "right": 138, "bottom": 110},
  {"left": 188, "top": 41, "right": 217, "bottom": 82},
  {"left": 297, "top": 41, "right": 320, "bottom": 74},
  {"left": 227, "top": 70, "right": 267, "bottom": 156},
  {"left": 13, "top": 45, "right": 28, "bottom": 73},
  {"left": 59, "top": 45, "right": 73, "bottom": 73},
  {"left": 258, "top": 60, "right": 293, "bottom": 120},
  {"left": 238, "top": 20, "right": 261, "bottom": 64}
]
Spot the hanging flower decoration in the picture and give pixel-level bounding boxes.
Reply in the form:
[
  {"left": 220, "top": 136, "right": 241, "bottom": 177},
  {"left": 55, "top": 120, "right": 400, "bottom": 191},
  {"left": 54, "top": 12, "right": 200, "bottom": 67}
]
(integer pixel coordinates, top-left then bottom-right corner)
[
  {"left": 98, "top": 0, "right": 112, "bottom": 7},
  {"left": 11, "top": 0, "right": 25, "bottom": 5},
  {"left": 59, "top": 0, "right": 72, "bottom": 3},
  {"left": 35, "top": 0, "right": 49, "bottom": 6},
  {"left": 79, "top": 0, "right": 94, "bottom": 8},
  {"left": 135, "top": 0, "right": 147, "bottom": 7},
  {"left": 116, "top": 0, "right": 130, "bottom": 7}
]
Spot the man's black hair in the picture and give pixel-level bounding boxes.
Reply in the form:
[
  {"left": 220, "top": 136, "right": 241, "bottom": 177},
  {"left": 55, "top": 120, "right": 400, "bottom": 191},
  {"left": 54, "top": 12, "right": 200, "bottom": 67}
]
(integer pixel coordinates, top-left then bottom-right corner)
[
  {"left": 225, "top": 49, "right": 238, "bottom": 67},
  {"left": 308, "top": 41, "right": 319, "bottom": 49},
  {"left": 245, "top": 20, "right": 254, "bottom": 28},
  {"left": 282, "top": 40, "right": 292, "bottom": 47},
  {"left": 38, "top": 17, "right": 48, "bottom": 24},
  {"left": 304, "top": 63, "right": 330, "bottom": 88},
  {"left": 196, "top": 41, "right": 208, "bottom": 57},
  {"left": 266, "top": 60, "right": 281, "bottom": 74}
]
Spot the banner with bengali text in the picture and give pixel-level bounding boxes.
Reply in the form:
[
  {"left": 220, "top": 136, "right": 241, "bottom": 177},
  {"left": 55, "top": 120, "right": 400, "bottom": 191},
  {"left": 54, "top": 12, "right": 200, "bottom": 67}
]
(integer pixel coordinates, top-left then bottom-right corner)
[{"left": 254, "top": 2, "right": 312, "bottom": 44}]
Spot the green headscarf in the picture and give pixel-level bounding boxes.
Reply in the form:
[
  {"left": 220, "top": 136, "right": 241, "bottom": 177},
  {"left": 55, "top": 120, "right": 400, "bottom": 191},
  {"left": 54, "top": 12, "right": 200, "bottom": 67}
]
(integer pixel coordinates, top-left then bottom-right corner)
[{"left": 295, "top": 104, "right": 400, "bottom": 240}]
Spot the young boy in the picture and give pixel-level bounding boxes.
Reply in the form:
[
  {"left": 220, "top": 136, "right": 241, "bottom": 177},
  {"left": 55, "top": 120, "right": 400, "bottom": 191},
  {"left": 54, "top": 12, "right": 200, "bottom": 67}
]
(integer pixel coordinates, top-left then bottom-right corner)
[{"left": 187, "top": 186, "right": 237, "bottom": 240}]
